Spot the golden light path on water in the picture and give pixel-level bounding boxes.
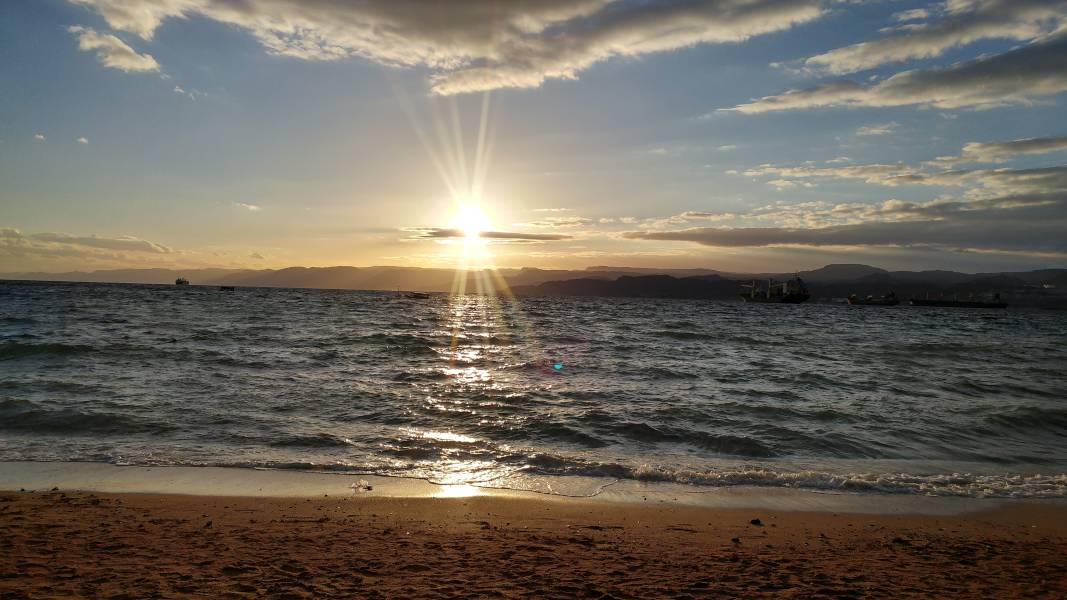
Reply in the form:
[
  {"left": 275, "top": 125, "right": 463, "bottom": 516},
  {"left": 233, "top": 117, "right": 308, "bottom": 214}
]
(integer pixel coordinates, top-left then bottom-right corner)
[{"left": 384, "top": 81, "right": 561, "bottom": 496}]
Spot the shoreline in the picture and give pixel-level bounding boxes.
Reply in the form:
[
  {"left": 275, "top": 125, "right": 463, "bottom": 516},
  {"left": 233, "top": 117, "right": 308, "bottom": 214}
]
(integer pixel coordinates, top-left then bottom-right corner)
[{"left": 2, "top": 460, "right": 1064, "bottom": 516}]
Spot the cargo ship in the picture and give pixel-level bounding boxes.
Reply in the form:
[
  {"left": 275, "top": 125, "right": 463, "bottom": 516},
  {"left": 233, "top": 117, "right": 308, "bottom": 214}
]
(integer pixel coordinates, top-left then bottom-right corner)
[
  {"left": 909, "top": 293, "right": 1006, "bottom": 309},
  {"left": 740, "top": 275, "right": 810, "bottom": 303}
]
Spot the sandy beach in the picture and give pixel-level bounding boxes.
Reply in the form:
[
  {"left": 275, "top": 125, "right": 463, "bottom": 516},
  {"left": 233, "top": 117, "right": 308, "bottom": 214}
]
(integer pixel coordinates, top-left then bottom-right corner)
[{"left": 3, "top": 475, "right": 1066, "bottom": 599}]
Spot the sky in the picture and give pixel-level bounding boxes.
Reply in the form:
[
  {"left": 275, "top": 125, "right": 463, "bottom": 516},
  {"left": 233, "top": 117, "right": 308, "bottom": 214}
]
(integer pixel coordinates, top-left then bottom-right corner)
[{"left": 2, "top": 0, "right": 1067, "bottom": 274}]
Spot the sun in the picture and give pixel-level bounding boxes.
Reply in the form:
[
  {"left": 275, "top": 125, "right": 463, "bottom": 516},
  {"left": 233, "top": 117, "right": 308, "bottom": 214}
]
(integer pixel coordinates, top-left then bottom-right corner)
[{"left": 451, "top": 202, "right": 491, "bottom": 241}]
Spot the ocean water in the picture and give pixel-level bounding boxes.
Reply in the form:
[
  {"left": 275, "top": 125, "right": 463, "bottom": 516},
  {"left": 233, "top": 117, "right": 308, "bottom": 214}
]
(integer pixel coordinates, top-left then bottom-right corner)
[{"left": 2, "top": 280, "right": 1066, "bottom": 498}]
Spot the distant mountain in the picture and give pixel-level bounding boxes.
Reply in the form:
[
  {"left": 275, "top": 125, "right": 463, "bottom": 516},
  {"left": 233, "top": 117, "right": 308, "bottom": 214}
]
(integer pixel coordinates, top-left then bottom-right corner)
[
  {"left": 509, "top": 267, "right": 1067, "bottom": 308},
  {"left": 3, "top": 264, "right": 1065, "bottom": 307},
  {"left": 510, "top": 274, "right": 738, "bottom": 299},
  {"left": 0, "top": 265, "right": 619, "bottom": 292},
  {"left": 797, "top": 263, "right": 889, "bottom": 282}
]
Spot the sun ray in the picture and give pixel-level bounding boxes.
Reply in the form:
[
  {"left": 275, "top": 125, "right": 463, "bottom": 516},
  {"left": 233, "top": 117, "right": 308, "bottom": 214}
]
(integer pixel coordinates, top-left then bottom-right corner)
[{"left": 385, "top": 75, "right": 461, "bottom": 200}]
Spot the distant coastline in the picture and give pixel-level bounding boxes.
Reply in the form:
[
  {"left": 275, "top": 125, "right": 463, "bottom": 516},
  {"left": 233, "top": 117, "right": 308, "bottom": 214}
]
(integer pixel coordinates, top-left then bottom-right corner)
[{"left": 4, "top": 263, "right": 1066, "bottom": 308}]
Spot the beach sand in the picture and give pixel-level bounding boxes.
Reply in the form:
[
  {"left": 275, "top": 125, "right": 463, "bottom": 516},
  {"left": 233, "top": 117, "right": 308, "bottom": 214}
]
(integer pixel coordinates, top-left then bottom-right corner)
[{"left": 2, "top": 487, "right": 1066, "bottom": 599}]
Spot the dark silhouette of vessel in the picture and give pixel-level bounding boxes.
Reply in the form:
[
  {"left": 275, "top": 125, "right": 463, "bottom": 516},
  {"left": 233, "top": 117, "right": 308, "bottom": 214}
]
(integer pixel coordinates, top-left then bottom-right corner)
[
  {"left": 175, "top": 277, "right": 190, "bottom": 286},
  {"left": 848, "top": 291, "right": 899, "bottom": 306},
  {"left": 396, "top": 288, "right": 431, "bottom": 299},
  {"left": 909, "top": 293, "right": 1006, "bottom": 309},
  {"left": 740, "top": 275, "right": 809, "bottom": 303}
]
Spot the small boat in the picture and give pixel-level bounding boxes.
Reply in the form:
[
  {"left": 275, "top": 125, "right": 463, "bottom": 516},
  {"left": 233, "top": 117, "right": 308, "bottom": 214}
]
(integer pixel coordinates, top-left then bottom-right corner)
[
  {"left": 219, "top": 286, "right": 235, "bottom": 291},
  {"left": 847, "top": 292, "right": 899, "bottom": 306},
  {"left": 175, "top": 277, "right": 190, "bottom": 286},
  {"left": 740, "top": 275, "right": 810, "bottom": 304},
  {"left": 403, "top": 291, "right": 432, "bottom": 300},
  {"left": 909, "top": 293, "right": 1007, "bottom": 309}
]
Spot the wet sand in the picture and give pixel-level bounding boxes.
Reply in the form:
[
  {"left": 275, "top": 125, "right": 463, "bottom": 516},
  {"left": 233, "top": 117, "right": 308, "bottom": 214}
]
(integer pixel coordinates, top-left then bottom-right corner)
[{"left": 3, "top": 489, "right": 1066, "bottom": 599}]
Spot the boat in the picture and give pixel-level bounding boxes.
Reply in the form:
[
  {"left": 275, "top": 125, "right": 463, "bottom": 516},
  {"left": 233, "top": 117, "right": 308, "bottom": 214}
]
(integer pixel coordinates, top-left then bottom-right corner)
[
  {"left": 219, "top": 285, "right": 235, "bottom": 291},
  {"left": 740, "top": 275, "right": 810, "bottom": 303},
  {"left": 909, "top": 293, "right": 1007, "bottom": 309},
  {"left": 175, "top": 277, "right": 190, "bottom": 286},
  {"left": 847, "top": 292, "right": 899, "bottom": 306},
  {"left": 396, "top": 288, "right": 428, "bottom": 298}
]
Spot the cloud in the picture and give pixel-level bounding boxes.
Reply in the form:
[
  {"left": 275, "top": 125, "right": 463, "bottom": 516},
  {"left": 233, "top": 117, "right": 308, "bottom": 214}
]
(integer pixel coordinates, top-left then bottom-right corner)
[
  {"left": 30, "top": 232, "right": 173, "bottom": 253},
  {"left": 626, "top": 130, "right": 1067, "bottom": 255},
  {"left": 249, "top": 252, "right": 264, "bottom": 259},
  {"left": 77, "top": 137, "right": 89, "bottom": 144},
  {"left": 68, "top": 25, "right": 160, "bottom": 72},
  {"left": 856, "top": 121, "right": 898, "bottom": 136},
  {"left": 519, "top": 216, "right": 593, "bottom": 229},
  {"left": 70, "top": 0, "right": 823, "bottom": 95},
  {"left": 405, "top": 227, "right": 572, "bottom": 242},
  {"left": 892, "top": 9, "right": 929, "bottom": 23},
  {"left": 234, "top": 202, "right": 261, "bottom": 211},
  {"left": 726, "top": 31, "right": 1067, "bottom": 112},
  {"left": 1, "top": 228, "right": 173, "bottom": 254},
  {"left": 173, "top": 85, "right": 204, "bottom": 100},
  {"left": 622, "top": 198, "right": 1067, "bottom": 253},
  {"left": 806, "top": 0, "right": 1067, "bottom": 75},
  {"left": 532, "top": 207, "right": 572, "bottom": 213},
  {"left": 930, "top": 135, "right": 1067, "bottom": 165},
  {"left": 34, "top": 134, "right": 45, "bottom": 141},
  {"left": 641, "top": 210, "right": 738, "bottom": 229},
  {"left": 744, "top": 158, "right": 1067, "bottom": 199}
]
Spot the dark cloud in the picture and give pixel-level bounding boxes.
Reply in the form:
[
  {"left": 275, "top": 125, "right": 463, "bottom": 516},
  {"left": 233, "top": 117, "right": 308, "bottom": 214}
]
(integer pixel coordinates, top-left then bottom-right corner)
[
  {"left": 730, "top": 31, "right": 1067, "bottom": 112},
  {"left": 623, "top": 197, "right": 1067, "bottom": 253},
  {"left": 406, "top": 228, "right": 572, "bottom": 241}
]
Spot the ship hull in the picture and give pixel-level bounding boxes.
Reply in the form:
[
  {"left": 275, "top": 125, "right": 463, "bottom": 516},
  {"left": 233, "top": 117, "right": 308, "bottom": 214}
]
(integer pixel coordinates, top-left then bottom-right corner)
[
  {"left": 909, "top": 299, "right": 1007, "bottom": 308},
  {"left": 740, "top": 294, "right": 810, "bottom": 304},
  {"left": 847, "top": 298, "right": 899, "bottom": 306}
]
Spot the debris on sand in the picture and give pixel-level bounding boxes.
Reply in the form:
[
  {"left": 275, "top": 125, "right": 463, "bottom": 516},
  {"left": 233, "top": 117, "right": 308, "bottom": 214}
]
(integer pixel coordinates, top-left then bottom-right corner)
[{"left": 350, "top": 480, "right": 374, "bottom": 493}]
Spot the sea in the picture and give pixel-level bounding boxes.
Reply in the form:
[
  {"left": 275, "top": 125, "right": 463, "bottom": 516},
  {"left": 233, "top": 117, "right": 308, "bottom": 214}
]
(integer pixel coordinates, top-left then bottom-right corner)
[{"left": 2, "top": 280, "right": 1066, "bottom": 498}]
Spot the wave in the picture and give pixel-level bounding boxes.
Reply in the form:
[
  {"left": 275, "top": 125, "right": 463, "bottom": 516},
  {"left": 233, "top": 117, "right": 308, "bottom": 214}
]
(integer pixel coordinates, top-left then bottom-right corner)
[
  {"left": 0, "top": 341, "right": 94, "bottom": 360},
  {"left": 985, "top": 406, "right": 1067, "bottom": 433},
  {"left": 650, "top": 330, "right": 715, "bottom": 341},
  {"left": 0, "top": 316, "right": 38, "bottom": 325},
  {"left": 268, "top": 433, "right": 355, "bottom": 448},
  {"left": 0, "top": 398, "right": 176, "bottom": 435}
]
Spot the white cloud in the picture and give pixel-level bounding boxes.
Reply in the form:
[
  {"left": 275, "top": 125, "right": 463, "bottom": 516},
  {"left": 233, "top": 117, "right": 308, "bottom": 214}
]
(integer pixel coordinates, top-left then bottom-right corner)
[
  {"left": 726, "top": 32, "right": 1067, "bottom": 112},
  {"left": 931, "top": 135, "right": 1067, "bottom": 165},
  {"left": 34, "top": 134, "right": 45, "bottom": 141},
  {"left": 892, "top": 8, "right": 929, "bottom": 23},
  {"left": 70, "top": 0, "right": 823, "bottom": 95},
  {"left": 11, "top": 230, "right": 173, "bottom": 253},
  {"left": 806, "top": 0, "right": 1067, "bottom": 75},
  {"left": 856, "top": 121, "right": 898, "bottom": 136},
  {"left": 235, "top": 202, "right": 261, "bottom": 211},
  {"left": 518, "top": 216, "right": 593, "bottom": 229},
  {"left": 173, "top": 85, "right": 204, "bottom": 100},
  {"left": 77, "top": 137, "right": 89, "bottom": 144},
  {"left": 68, "top": 25, "right": 160, "bottom": 72}
]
